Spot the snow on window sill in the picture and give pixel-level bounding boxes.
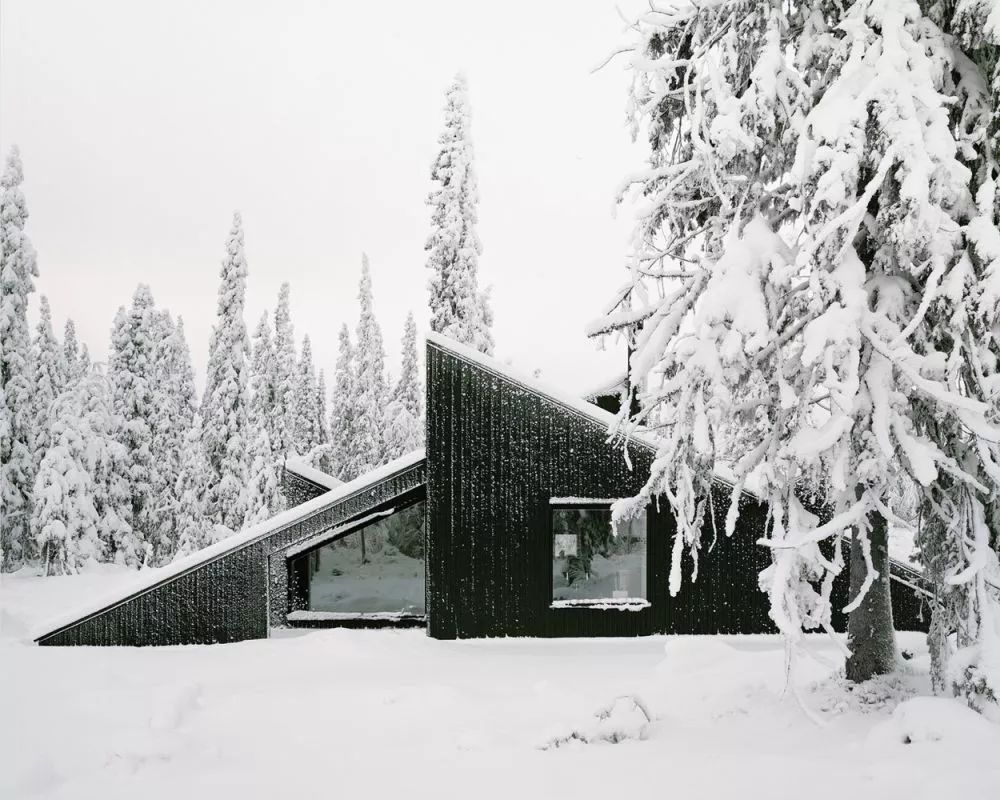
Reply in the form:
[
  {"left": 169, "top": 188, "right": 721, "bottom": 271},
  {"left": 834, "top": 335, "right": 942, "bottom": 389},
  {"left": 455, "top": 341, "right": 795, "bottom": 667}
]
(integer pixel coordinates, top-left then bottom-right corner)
[{"left": 549, "top": 598, "right": 650, "bottom": 612}]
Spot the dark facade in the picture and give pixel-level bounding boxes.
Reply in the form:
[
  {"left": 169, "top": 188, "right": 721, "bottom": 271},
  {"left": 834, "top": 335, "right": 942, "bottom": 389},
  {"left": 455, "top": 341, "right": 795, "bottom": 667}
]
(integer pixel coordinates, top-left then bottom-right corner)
[{"left": 36, "top": 456, "right": 426, "bottom": 646}]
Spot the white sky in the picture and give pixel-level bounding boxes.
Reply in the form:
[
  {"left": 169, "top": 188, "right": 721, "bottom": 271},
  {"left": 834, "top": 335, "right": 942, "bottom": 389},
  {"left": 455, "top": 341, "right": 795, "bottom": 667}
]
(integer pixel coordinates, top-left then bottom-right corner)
[{"left": 0, "top": 0, "right": 645, "bottom": 394}]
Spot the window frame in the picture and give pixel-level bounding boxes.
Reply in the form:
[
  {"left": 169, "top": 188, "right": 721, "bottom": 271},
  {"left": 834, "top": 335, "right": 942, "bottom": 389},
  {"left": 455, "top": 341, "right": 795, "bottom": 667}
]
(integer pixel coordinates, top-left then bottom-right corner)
[{"left": 547, "top": 500, "right": 651, "bottom": 611}]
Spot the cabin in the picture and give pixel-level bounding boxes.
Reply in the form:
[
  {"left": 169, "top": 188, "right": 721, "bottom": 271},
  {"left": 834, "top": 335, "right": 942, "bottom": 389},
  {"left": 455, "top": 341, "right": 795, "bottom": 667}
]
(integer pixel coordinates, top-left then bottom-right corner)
[{"left": 33, "top": 333, "right": 931, "bottom": 646}]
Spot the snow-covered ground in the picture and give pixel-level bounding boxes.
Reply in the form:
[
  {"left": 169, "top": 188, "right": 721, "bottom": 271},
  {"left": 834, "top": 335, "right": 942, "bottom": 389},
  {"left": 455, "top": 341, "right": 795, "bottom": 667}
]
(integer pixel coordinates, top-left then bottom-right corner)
[{"left": 3, "top": 569, "right": 998, "bottom": 800}]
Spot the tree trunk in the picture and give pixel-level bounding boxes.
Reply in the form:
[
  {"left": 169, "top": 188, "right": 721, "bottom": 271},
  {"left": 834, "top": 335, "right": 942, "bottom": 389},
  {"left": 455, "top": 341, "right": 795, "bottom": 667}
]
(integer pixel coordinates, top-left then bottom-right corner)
[{"left": 845, "top": 508, "right": 897, "bottom": 682}]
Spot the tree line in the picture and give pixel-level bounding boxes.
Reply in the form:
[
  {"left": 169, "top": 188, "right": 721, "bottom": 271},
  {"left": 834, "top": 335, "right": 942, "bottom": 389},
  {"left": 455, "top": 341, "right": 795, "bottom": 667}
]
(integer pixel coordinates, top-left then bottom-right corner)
[{"left": 0, "top": 73, "right": 490, "bottom": 575}]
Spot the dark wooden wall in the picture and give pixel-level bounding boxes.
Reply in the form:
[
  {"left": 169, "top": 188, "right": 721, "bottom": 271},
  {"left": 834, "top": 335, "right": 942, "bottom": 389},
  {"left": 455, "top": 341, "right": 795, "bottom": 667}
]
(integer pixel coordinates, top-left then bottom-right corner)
[
  {"left": 425, "top": 341, "right": 930, "bottom": 640},
  {"left": 38, "top": 459, "right": 426, "bottom": 646},
  {"left": 425, "top": 341, "right": 776, "bottom": 639}
]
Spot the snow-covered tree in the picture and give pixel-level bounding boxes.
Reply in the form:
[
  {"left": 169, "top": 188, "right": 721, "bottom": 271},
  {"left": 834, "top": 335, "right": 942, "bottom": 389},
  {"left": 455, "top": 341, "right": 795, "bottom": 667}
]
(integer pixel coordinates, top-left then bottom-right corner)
[
  {"left": 173, "top": 413, "right": 213, "bottom": 558},
  {"left": 31, "top": 382, "right": 103, "bottom": 575},
  {"left": 384, "top": 311, "right": 423, "bottom": 460},
  {"left": 426, "top": 74, "right": 493, "bottom": 354},
  {"left": 329, "top": 323, "right": 357, "bottom": 481},
  {"left": 293, "top": 334, "right": 321, "bottom": 455},
  {"left": 353, "top": 255, "right": 389, "bottom": 475},
  {"left": 272, "top": 282, "right": 297, "bottom": 460},
  {"left": 63, "top": 318, "right": 84, "bottom": 384},
  {"left": 202, "top": 212, "right": 252, "bottom": 532},
  {"left": 81, "top": 365, "right": 132, "bottom": 562},
  {"left": 250, "top": 311, "right": 280, "bottom": 459},
  {"left": 243, "top": 423, "right": 285, "bottom": 528},
  {"left": 0, "top": 145, "right": 38, "bottom": 570},
  {"left": 315, "top": 369, "right": 331, "bottom": 451},
  {"left": 594, "top": 0, "right": 1000, "bottom": 696},
  {"left": 30, "top": 295, "right": 66, "bottom": 473},
  {"left": 109, "top": 286, "right": 161, "bottom": 566},
  {"left": 147, "top": 312, "right": 197, "bottom": 564}
]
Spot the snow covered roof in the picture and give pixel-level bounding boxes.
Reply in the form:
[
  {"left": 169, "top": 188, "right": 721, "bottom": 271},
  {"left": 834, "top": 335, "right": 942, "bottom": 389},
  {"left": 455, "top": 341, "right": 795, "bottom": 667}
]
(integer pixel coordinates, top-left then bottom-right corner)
[
  {"left": 32, "top": 449, "right": 426, "bottom": 642},
  {"left": 581, "top": 371, "right": 628, "bottom": 401},
  {"left": 284, "top": 459, "right": 343, "bottom": 491}
]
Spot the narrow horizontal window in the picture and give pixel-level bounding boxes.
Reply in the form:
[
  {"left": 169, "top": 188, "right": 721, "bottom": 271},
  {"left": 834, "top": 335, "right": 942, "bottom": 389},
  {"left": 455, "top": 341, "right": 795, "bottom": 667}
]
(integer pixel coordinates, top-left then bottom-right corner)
[{"left": 551, "top": 505, "right": 647, "bottom": 607}]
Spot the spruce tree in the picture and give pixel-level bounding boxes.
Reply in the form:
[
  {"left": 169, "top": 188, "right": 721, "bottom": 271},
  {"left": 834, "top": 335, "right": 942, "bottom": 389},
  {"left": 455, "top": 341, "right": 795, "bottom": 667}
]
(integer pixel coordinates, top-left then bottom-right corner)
[
  {"left": 353, "top": 255, "right": 389, "bottom": 475},
  {"left": 0, "top": 145, "right": 38, "bottom": 570},
  {"left": 63, "top": 318, "right": 83, "bottom": 384},
  {"left": 109, "top": 286, "right": 160, "bottom": 566},
  {"left": 272, "top": 282, "right": 297, "bottom": 460},
  {"left": 594, "top": 1, "right": 1000, "bottom": 692},
  {"left": 315, "top": 369, "right": 331, "bottom": 452},
  {"left": 293, "top": 334, "right": 320, "bottom": 455},
  {"left": 30, "top": 295, "right": 65, "bottom": 474},
  {"left": 251, "top": 311, "right": 280, "bottom": 459},
  {"left": 243, "top": 423, "right": 284, "bottom": 528},
  {"left": 426, "top": 74, "right": 493, "bottom": 354},
  {"left": 81, "top": 365, "right": 132, "bottom": 562},
  {"left": 148, "top": 312, "right": 197, "bottom": 564},
  {"left": 329, "top": 323, "right": 357, "bottom": 481},
  {"left": 202, "top": 212, "right": 252, "bottom": 532},
  {"left": 173, "top": 414, "right": 213, "bottom": 558},
  {"left": 31, "top": 381, "right": 103, "bottom": 575},
  {"left": 384, "top": 311, "right": 423, "bottom": 460}
]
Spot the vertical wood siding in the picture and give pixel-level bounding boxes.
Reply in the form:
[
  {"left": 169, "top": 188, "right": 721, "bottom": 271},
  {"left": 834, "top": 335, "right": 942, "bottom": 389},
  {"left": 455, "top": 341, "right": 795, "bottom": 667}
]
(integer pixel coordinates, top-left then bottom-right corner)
[
  {"left": 425, "top": 342, "right": 774, "bottom": 639},
  {"left": 38, "top": 461, "right": 426, "bottom": 646}
]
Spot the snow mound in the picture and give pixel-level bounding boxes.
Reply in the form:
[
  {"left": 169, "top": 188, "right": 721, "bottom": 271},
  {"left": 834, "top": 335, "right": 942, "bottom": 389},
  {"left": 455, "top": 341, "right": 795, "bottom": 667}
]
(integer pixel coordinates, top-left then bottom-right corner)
[
  {"left": 867, "top": 697, "right": 1000, "bottom": 747},
  {"left": 655, "top": 636, "right": 741, "bottom": 676},
  {"left": 541, "top": 695, "right": 651, "bottom": 749}
]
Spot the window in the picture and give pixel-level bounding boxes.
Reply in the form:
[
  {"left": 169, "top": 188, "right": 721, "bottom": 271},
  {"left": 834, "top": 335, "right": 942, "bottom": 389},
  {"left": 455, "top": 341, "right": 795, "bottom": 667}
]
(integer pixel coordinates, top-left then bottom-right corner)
[
  {"left": 305, "top": 500, "right": 426, "bottom": 615},
  {"left": 551, "top": 505, "right": 647, "bottom": 606}
]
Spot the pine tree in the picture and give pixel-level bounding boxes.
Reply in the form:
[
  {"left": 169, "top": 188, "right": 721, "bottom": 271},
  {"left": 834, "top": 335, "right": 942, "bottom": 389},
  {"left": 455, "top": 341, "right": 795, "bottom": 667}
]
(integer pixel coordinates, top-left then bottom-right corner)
[
  {"left": 81, "top": 365, "right": 132, "bottom": 562},
  {"left": 384, "top": 311, "right": 423, "bottom": 460},
  {"left": 293, "top": 334, "right": 320, "bottom": 455},
  {"left": 31, "top": 382, "right": 103, "bottom": 575},
  {"left": 0, "top": 145, "right": 39, "bottom": 570},
  {"left": 78, "top": 343, "right": 91, "bottom": 377},
  {"left": 109, "top": 286, "right": 160, "bottom": 566},
  {"left": 329, "top": 323, "right": 357, "bottom": 481},
  {"left": 250, "top": 311, "right": 280, "bottom": 459},
  {"left": 243, "top": 423, "right": 285, "bottom": 528},
  {"left": 30, "top": 295, "right": 66, "bottom": 474},
  {"left": 426, "top": 74, "right": 493, "bottom": 354},
  {"left": 353, "top": 255, "right": 389, "bottom": 475},
  {"left": 148, "top": 311, "right": 197, "bottom": 564},
  {"left": 173, "top": 414, "right": 213, "bottom": 558},
  {"left": 272, "top": 282, "right": 297, "bottom": 460},
  {"left": 593, "top": 1, "right": 1000, "bottom": 693},
  {"left": 315, "top": 369, "right": 331, "bottom": 451},
  {"left": 63, "top": 318, "right": 83, "bottom": 384},
  {"left": 202, "top": 212, "right": 252, "bottom": 532}
]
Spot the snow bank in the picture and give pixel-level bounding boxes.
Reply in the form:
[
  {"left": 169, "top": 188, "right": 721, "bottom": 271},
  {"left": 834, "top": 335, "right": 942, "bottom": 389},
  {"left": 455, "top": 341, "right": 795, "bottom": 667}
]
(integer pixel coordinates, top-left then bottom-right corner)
[
  {"left": 31, "top": 449, "right": 426, "bottom": 642},
  {"left": 867, "top": 696, "right": 1000, "bottom": 748}
]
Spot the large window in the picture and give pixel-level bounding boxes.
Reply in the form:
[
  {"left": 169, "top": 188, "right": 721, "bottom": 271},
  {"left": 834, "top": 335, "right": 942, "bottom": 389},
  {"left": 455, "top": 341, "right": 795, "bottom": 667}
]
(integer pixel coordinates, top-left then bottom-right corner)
[
  {"left": 306, "top": 500, "right": 426, "bottom": 615},
  {"left": 551, "top": 505, "right": 647, "bottom": 606}
]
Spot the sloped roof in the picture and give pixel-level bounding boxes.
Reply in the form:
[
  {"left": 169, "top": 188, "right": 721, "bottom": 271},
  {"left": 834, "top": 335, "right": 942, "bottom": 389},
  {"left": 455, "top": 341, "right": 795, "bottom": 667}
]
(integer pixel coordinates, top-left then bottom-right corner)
[{"left": 33, "top": 449, "right": 426, "bottom": 642}]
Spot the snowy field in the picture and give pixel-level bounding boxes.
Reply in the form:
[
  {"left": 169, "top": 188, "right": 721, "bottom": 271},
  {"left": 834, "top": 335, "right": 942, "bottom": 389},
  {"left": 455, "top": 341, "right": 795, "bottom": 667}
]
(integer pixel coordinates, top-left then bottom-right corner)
[{"left": 3, "top": 569, "right": 999, "bottom": 800}]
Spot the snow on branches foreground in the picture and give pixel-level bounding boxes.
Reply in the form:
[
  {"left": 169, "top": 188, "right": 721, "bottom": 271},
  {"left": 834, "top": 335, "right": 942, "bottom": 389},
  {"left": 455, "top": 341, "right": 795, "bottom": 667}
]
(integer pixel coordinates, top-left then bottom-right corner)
[{"left": 595, "top": 0, "right": 1000, "bottom": 712}]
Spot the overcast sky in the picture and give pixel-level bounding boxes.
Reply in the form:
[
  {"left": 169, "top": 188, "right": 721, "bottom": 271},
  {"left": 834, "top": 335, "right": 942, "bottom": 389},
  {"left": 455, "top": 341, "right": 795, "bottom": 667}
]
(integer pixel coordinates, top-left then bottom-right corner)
[{"left": 0, "top": 0, "right": 645, "bottom": 394}]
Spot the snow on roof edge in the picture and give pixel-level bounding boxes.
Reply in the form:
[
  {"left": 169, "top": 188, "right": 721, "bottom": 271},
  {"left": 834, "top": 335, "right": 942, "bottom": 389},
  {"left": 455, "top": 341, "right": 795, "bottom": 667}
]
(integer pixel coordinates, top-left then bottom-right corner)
[
  {"left": 32, "top": 448, "right": 426, "bottom": 642},
  {"left": 284, "top": 459, "right": 343, "bottom": 491},
  {"left": 580, "top": 371, "right": 628, "bottom": 401},
  {"left": 425, "top": 332, "right": 659, "bottom": 454}
]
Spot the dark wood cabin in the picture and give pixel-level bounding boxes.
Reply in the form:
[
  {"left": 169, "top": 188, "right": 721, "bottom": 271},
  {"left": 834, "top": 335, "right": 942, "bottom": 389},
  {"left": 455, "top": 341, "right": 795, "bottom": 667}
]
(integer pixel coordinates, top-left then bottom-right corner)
[{"left": 34, "top": 333, "right": 931, "bottom": 647}]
